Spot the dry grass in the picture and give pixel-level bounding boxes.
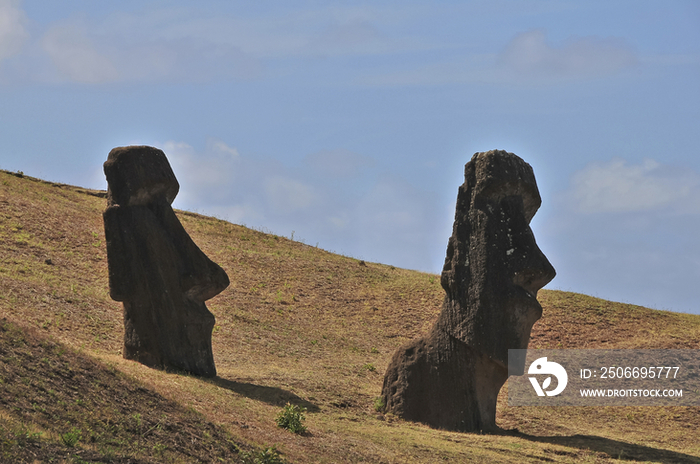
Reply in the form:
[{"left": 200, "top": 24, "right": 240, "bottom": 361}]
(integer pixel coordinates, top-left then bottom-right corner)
[{"left": 0, "top": 169, "right": 699, "bottom": 463}]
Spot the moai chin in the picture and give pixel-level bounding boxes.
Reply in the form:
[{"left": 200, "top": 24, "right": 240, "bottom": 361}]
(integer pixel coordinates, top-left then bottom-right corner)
[
  {"left": 381, "top": 150, "right": 556, "bottom": 432},
  {"left": 102, "top": 146, "right": 229, "bottom": 377}
]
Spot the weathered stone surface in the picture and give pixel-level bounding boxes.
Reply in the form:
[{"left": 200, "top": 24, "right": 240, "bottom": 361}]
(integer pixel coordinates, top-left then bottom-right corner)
[
  {"left": 381, "top": 150, "right": 555, "bottom": 432},
  {"left": 103, "top": 146, "right": 229, "bottom": 377}
]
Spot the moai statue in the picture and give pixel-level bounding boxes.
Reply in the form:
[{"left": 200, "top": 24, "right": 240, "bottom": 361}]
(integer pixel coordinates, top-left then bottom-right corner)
[
  {"left": 381, "top": 150, "right": 556, "bottom": 432},
  {"left": 103, "top": 146, "right": 229, "bottom": 377}
]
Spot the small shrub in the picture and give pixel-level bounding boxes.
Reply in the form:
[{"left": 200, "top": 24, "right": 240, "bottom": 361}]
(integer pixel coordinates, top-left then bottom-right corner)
[
  {"left": 152, "top": 443, "right": 167, "bottom": 457},
  {"left": 242, "top": 445, "right": 285, "bottom": 464},
  {"left": 374, "top": 396, "right": 385, "bottom": 412},
  {"left": 61, "top": 428, "right": 81, "bottom": 447},
  {"left": 275, "top": 403, "right": 307, "bottom": 434}
]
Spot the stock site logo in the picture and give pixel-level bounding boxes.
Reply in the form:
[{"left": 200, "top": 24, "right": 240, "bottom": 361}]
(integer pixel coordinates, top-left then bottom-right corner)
[{"left": 528, "top": 357, "right": 568, "bottom": 397}]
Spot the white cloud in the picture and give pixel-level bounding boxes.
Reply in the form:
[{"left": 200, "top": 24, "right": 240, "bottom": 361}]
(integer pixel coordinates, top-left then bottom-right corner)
[
  {"left": 0, "top": 0, "right": 28, "bottom": 62},
  {"left": 327, "top": 214, "right": 349, "bottom": 230},
  {"left": 17, "top": 3, "right": 414, "bottom": 84},
  {"left": 208, "top": 139, "right": 240, "bottom": 159},
  {"left": 164, "top": 139, "right": 241, "bottom": 204},
  {"left": 305, "top": 19, "right": 391, "bottom": 57},
  {"left": 546, "top": 163, "right": 700, "bottom": 313},
  {"left": 41, "top": 23, "right": 119, "bottom": 83},
  {"left": 164, "top": 141, "right": 196, "bottom": 157},
  {"left": 64, "top": 4, "right": 403, "bottom": 63},
  {"left": 147, "top": 140, "right": 442, "bottom": 271},
  {"left": 124, "top": 38, "right": 262, "bottom": 82},
  {"left": 0, "top": 6, "right": 258, "bottom": 85},
  {"left": 497, "top": 29, "right": 638, "bottom": 80},
  {"left": 39, "top": 22, "right": 262, "bottom": 84},
  {"left": 364, "top": 28, "right": 639, "bottom": 87},
  {"left": 264, "top": 176, "right": 315, "bottom": 213},
  {"left": 569, "top": 158, "right": 700, "bottom": 214}
]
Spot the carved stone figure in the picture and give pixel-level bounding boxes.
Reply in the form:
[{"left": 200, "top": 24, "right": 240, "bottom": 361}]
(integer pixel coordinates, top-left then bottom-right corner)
[
  {"left": 103, "top": 146, "right": 229, "bottom": 377},
  {"left": 381, "top": 150, "right": 556, "bottom": 432}
]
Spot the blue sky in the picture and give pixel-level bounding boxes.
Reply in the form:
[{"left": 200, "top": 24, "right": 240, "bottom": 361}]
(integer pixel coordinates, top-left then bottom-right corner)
[{"left": 1, "top": 1, "right": 699, "bottom": 314}]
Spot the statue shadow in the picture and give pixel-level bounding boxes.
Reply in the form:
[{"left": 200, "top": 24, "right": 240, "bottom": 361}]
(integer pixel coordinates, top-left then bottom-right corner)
[
  {"left": 204, "top": 376, "right": 320, "bottom": 413},
  {"left": 503, "top": 430, "right": 700, "bottom": 463}
]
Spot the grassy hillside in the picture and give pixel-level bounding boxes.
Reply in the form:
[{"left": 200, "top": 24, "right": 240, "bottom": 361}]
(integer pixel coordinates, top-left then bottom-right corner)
[{"left": 0, "top": 168, "right": 699, "bottom": 463}]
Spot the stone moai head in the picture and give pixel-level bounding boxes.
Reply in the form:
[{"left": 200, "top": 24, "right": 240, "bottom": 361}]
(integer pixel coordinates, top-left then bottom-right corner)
[
  {"left": 104, "top": 145, "right": 179, "bottom": 208},
  {"left": 438, "top": 150, "right": 556, "bottom": 374},
  {"left": 103, "top": 146, "right": 229, "bottom": 377}
]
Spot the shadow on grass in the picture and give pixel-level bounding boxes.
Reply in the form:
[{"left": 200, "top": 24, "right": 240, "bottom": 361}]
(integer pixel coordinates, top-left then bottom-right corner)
[
  {"left": 508, "top": 431, "right": 700, "bottom": 463},
  {"left": 205, "top": 376, "right": 321, "bottom": 413}
]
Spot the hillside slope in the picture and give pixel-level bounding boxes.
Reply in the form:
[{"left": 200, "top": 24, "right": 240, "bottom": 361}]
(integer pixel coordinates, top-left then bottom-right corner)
[{"left": 0, "top": 169, "right": 699, "bottom": 463}]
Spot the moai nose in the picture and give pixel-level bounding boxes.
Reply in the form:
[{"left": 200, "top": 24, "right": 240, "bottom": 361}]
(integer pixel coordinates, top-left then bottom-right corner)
[{"left": 512, "top": 242, "right": 556, "bottom": 298}]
